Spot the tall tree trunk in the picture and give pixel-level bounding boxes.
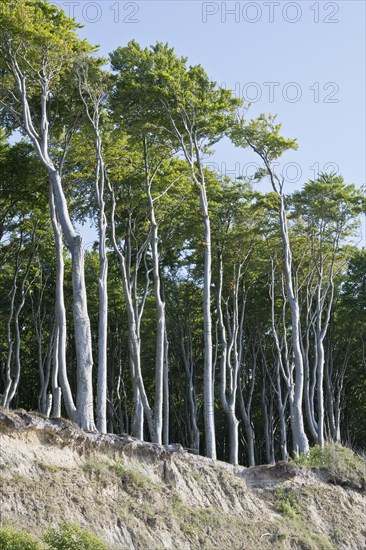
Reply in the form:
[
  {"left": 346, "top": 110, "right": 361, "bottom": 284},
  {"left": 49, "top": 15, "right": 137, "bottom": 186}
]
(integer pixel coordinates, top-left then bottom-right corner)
[
  {"left": 181, "top": 329, "right": 200, "bottom": 455},
  {"left": 163, "top": 329, "right": 170, "bottom": 446},
  {"left": 94, "top": 130, "right": 108, "bottom": 434},
  {"left": 6, "top": 58, "right": 95, "bottom": 430},
  {"left": 49, "top": 185, "right": 77, "bottom": 423},
  {"left": 144, "top": 137, "right": 166, "bottom": 444},
  {"left": 277, "top": 191, "right": 309, "bottom": 455},
  {"left": 51, "top": 324, "right": 62, "bottom": 418},
  {"left": 195, "top": 152, "right": 216, "bottom": 460},
  {"left": 216, "top": 251, "right": 240, "bottom": 465},
  {"left": 50, "top": 171, "right": 95, "bottom": 431}
]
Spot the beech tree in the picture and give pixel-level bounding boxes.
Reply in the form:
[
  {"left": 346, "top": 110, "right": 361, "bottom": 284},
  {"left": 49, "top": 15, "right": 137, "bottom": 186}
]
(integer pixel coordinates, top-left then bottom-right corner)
[
  {"left": 110, "top": 41, "right": 240, "bottom": 458},
  {"left": 231, "top": 114, "right": 310, "bottom": 455},
  {"left": 76, "top": 57, "right": 112, "bottom": 434},
  {"left": 292, "top": 174, "right": 364, "bottom": 446},
  {"left": 1, "top": 4, "right": 364, "bottom": 466},
  {"left": 0, "top": 0, "right": 96, "bottom": 429}
]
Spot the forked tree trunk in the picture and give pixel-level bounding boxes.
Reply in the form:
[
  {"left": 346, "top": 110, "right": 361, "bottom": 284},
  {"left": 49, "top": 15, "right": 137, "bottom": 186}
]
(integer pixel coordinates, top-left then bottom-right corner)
[
  {"left": 50, "top": 171, "right": 95, "bottom": 431},
  {"left": 217, "top": 251, "right": 240, "bottom": 465}
]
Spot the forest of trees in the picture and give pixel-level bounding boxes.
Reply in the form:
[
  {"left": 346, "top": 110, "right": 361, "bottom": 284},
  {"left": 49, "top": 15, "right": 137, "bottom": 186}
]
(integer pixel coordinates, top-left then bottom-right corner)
[{"left": 0, "top": 0, "right": 365, "bottom": 466}]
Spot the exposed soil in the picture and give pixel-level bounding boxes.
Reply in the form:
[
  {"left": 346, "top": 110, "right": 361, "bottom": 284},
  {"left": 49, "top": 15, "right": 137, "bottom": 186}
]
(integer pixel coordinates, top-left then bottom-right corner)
[{"left": 0, "top": 410, "right": 365, "bottom": 549}]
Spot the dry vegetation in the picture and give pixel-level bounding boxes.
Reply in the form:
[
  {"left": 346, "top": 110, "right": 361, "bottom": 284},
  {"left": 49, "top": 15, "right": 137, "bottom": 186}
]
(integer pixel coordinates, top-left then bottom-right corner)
[{"left": 0, "top": 410, "right": 365, "bottom": 549}]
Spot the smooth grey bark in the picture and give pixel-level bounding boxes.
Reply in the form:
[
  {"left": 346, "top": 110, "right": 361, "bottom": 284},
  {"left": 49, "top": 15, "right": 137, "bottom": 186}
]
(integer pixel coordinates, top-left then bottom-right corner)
[
  {"left": 200, "top": 177, "right": 216, "bottom": 459},
  {"left": 270, "top": 261, "right": 289, "bottom": 461},
  {"left": 38, "top": 320, "right": 55, "bottom": 416},
  {"left": 181, "top": 328, "right": 200, "bottom": 455},
  {"left": 143, "top": 137, "right": 166, "bottom": 444},
  {"left": 94, "top": 133, "right": 108, "bottom": 434},
  {"left": 2, "top": 231, "right": 37, "bottom": 408},
  {"left": 277, "top": 188, "right": 309, "bottom": 455},
  {"left": 324, "top": 339, "right": 347, "bottom": 443},
  {"left": 78, "top": 73, "right": 109, "bottom": 433},
  {"left": 166, "top": 112, "right": 216, "bottom": 459},
  {"left": 51, "top": 325, "right": 62, "bottom": 418},
  {"left": 238, "top": 386, "right": 255, "bottom": 467},
  {"left": 31, "top": 278, "right": 54, "bottom": 416},
  {"left": 49, "top": 185, "right": 77, "bottom": 422},
  {"left": 314, "top": 262, "right": 335, "bottom": 448},
  {"left": 260, "top": 356, "right": 275, "bottom": 465},
  {"left": 0, "top": 48, "right": 95, "bottom": 430},
  {"left": 299, "top": 283, "right": 319, "bottom": 442},
  {"left": 50, "top": 172, "right": 95, "bottom": 431},
  {"left": 238, "top": 344, "right": 256, "bottom": 467},
  {"left": 241, "top": 132, "right": 309, "bottom": 455},
  {"left": 163, "top": 329, "right": 170, "bottom": 446},
  {"left": 216, "top": 251, "right": 240, "bottom": 465},
  {"left": 1, "top": 235, "right": 22, "bottom": 407},
  {"left": 108, "top": 178, "right": 161, "bottom": 441}
]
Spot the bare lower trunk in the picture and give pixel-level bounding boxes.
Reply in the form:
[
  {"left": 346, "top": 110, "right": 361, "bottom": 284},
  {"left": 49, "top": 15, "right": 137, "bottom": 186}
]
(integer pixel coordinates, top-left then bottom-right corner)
[
  {"left": 144, "top": 139, "right": 165, "bottom": 444},
  {"left": 39, "top": 324, "right": 54, "bottom": 416},
  {"left": 181, "top": 329, "right": 200, "bottom": 455},
  {"left": 51, "top": 325, "right": 62, "bottom": 418},
  {"left": 240, "top": 404, "right": 255, "bottom": 467},
  {"left": 200, "top": 183, "right": 216, "bottom": 459},
  {"left": 216, "top": 251, "right": 240, "bottom": 465},
  {"left": 277, "top": 371, "right": 288, "bottom": 462},
  {"left": 3, "top": 240, "right": 36, "bottom": 408},
  {"left": 95, "top": 147, "right": 108, "bottom": 435},
  {"left": 70, "top": 235, "right": 95, "bottom": 431},
  {"left": 238, "top": 374, "right": 256, "bottom": 467},
  {"left": 277, "top": 192, "right": 309, "bottom": 455},
  {"left": 163, "top": 330, "right": 169, "bottom": 446},
  {"left": 316, "top": 335, "right": 325, "bottom": 447},
  {"left": 49, "top": 170, "right": 96, "bottom": 430},
  {"left": 303, "top": 332, "right": 319, "bottom": 441},
  {"left": 131, "top": 359, "right": 144, "bottom": 440},
  {"left": 49, "top": 184, "right": 77, "bottom": 422},
  {"left": 51, "top": 170, "right": 95, "bottom": 430}
]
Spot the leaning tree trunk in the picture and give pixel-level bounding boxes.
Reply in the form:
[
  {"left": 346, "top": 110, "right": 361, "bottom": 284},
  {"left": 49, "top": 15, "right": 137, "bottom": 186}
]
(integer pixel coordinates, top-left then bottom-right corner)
[
  {"left": 2, "top": 52, "right": 96, "bottom": 430},
  {"left": 50, "top": 171, "right": 95, "bottom": 431}
]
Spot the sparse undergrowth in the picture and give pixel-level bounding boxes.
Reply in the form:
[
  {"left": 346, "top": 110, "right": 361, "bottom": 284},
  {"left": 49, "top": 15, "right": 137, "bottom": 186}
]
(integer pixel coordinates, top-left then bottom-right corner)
[
  {"left": 274, "top": 485, "right": 302, "bottom": 519},
  {"left": 83, "top": 454, "right": 158, "bottom": 490},
  {"left": 291, "top": 443, "right": 366, "bottom": 484},
  {"left": 1, "top": 412, "right": 366, "bottom": 550}
]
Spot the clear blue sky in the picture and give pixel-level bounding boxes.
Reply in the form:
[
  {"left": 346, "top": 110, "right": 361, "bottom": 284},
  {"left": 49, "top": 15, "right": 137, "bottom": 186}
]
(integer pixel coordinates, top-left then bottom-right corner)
[{"left": 50, "top": 0, "right": 366, "bottom": 242}]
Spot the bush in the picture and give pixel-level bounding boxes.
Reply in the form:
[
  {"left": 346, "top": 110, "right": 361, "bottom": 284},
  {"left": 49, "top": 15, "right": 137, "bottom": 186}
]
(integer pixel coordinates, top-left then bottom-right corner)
[
  {"left": 0, "top": 525, "right": 40, "bottom": 550},
  {"left": 292, "top": 443, "right": 366, "bottom": 482},
  {"left": 274, "top": 485, "right": 302, "bottom": 518},
  {"left": 43, "top": 522, "right": 106, "bottom": 550}
]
